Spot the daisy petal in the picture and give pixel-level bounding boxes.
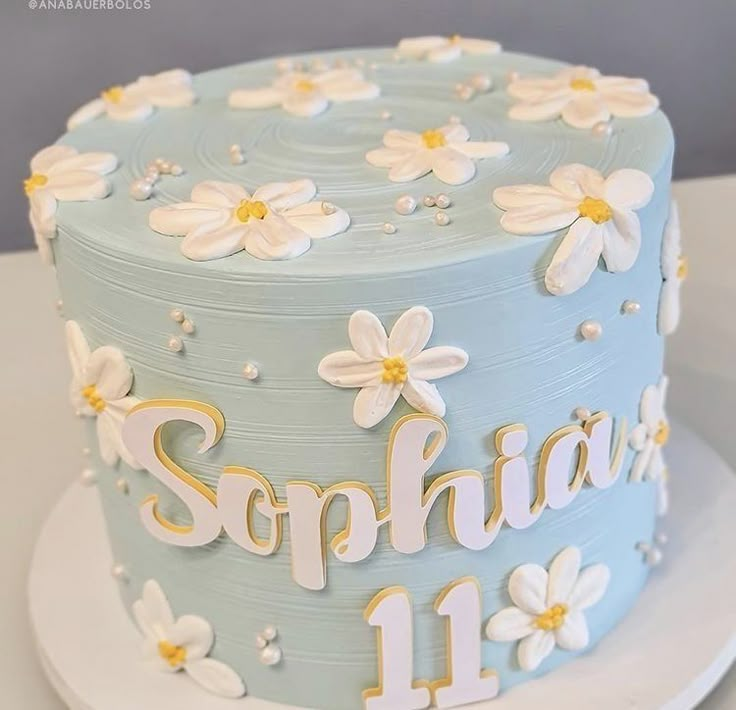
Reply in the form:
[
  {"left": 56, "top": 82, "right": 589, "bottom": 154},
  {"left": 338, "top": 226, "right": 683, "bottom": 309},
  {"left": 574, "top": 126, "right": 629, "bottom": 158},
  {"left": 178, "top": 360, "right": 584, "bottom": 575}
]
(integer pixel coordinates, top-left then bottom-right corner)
[
  {"left": 366, "top": 147, "right": 407, "bottom": 168},
  {"left": 550, "top": 163, "right": 606, "bottom": 200},
  {"left": 228, "top": 86, "right": 284, "bottom": 109},
  {"left": 457, "top": 37, "right": 501, "bottom": 55},
  {"left": 409, "top": 346, "right": 468, "bottom": 380},
  {"left": 561, "top": 94, "right": 611, "bottom": 129},
  {"left": 509, "top": 563, "right": 548, "bottom": 615},
  {"left": 29, "top": 189, "right": 58, "bottom": 237},
  {"left": 401, "top": 378, "right": 446, "bottom": 417},
  {"left": 568, "top": 563, "right": 611, "bottom": 610},
  {"left": 106, "top": 97, "right": 154, "bottom": 122},
  {"left": 388, "top": 306, "right": 433, "bottom": 359},
  {"left": 493, "top": 185, "right": 576, "bottom": 211},
  {"left": 184, "top": 658, "right": 246, "bottom": 699},
  {"left": 604, "top": 169, "right": 654, "bottom": 210},
  {"left": 191, "top": 181, "right": 249, "bottom": 208},
  {"left": 96, "top": 413, "right": 123, "bottom": 467},
  {"left": 348, "top": 310, "right": 389, "bottom": 359},
  {"left": 253, "top": 179, "right": 316, "bottom": 210},
  {"left": 283, "top": 91, "right": 329, "bottom": 117},
  {"left": 508, "top": 79, "right": 568, "bottom": 102},
  {"left": 86, "top": 346, "right": 133, "bottom": 401},
  {"left": 132, "top": 599, "right": 159, "bottom": 641},
  {"left": 509, "top": 96, "right": 571, "bottom": 122},
  {"left": 383, "top": 130, "right": 423, "bottom": 150},
  {"left": 431, "top": 148, "right": 476, "bottom": 185},
  {"left": 499, "top": 204, "right": 579, "bottom": 236},
  {"left": 31, "top": 145, "right": 78, "bottom": 173},
  {"left": 485, "top": 606, "right": 534, "bottom": 641},
  {"left": 181, "top": 222, "right": 246, "bottom": 261},
  {"left": 453, "top": 141, "right": 510, "bottom": 159},
  {"left": 397, "top": 36, "right": 448, "bottom": 58},
  {"left": 555, "top": 610, "right": 590, "bottom": 650},
  {"left": 388, "top": 152, "right": 433, "bottom": 182},
  {"left": 439, "top": 124, "right": 470, "bottom": 143},
  {"left": 545, "top": 219, "right": 604, "bottom": 295},
  {"left": 518, "top": 630, "right": 555, "bottom": 671},
  {"left": 427, "top": 44, "right": 463, "bottom": 63},
  {"left": 630, "top": 440, "right": 654, "bottom": 483},
  {"left": 49, "top": 152, "right": 118, "bottom": 176},
  {"left": 149, "top": 203, "right": 229, "bottom": 237},
  {"left": 243, "top": 214, "right": 311, "bottom": 261},
  {"left": 661, "top": 201, "right": 681, "bottom": 277},
  {"left": 658, "top": 280, "right": 681, "bottom": 336},
  {"left": 602, "top": 89, "right": 659, "bottom": 117},
  {"left": 283, "top": 202, "right": 350, "bottom": 239},
  {"left": 318, "top": 351, "right": 383, "bottom": 388},
  {"left": 641, "top": 382, "right": 665, "bottom": 425},
  {"left": 353, "top": 384, "right": 403, "bottom": 429},
  {"left": 169, "top": 615, "right": 214, "bottom": 661},
  {"left": 629, "top": 422, "right": 649, "bottom": 452},
  {"left": 142, "top": 580, "right": 176, "bottom": 630},
  {"left": 547, "top": 547, "right": 581, "bottom": 606},
  {"left": 601, "top": 212, "right": 641, "bottom": 272},
  {"left": 65, "top": 321, "right": 91, "bottom": 383},
  {"left": 321, "top": 78, "right": 380, "bottom": 102},
  {"left": 67, "top": 99, "right": 106, "bottom": 130},
  {"left": 49, "top": 171, "right": 111, "bottom": 201}
]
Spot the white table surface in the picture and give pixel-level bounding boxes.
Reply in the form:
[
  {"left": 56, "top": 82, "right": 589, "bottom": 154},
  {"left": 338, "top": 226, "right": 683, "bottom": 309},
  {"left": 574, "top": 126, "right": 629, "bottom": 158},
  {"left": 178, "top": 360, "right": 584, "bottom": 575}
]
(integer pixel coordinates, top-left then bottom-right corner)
[{"left": 2, "top": 175, "right": 734, "bottom": 709}]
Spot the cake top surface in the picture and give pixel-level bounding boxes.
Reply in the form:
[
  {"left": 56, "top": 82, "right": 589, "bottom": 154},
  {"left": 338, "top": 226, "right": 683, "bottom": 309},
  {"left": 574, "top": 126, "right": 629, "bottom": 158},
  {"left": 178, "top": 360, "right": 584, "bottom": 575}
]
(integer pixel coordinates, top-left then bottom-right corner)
[{"left": 51, "top": 45, "right": 673, "bottom": 277}]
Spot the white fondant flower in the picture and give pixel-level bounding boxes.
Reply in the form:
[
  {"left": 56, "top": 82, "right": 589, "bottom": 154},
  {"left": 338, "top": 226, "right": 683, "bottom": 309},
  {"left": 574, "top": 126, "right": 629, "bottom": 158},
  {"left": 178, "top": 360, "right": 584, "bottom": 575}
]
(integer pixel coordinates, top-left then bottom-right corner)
[
  {"left": 493, "top": 163, "right": 654, "bottom": 295},
  {"left": 485, "top": 546, "right": 610, "bottom": 672},
  {"left": 66, "top": 320, "right": 141, "bottom": 469},
  {"left": 318, "top": 306, "right": 469, "bottom": 429},
  {"left": 228, "top": 69, "right": 380, "bottom": 117},
  {"left": 149, "top": 179, "right": 350, "bottom": 261},
  {"left": 630, "top": 376, "right": 670, "bottom": 514},
  {"left": 658, "top": 201, "right": 686, "bottom": 336},
  {"left": 133, "top": 580, "right": 246, "bottom": 699},
  {"left": 25, "top": 145, "right": 118, "bottom": 265},
  {"left": 508, "top": 66, "right": 659, "bottom": 129},
  {"left": 67, "top": 69, "right": 196, "bottom": 130},
  {"left": 366, "top": 123, "right": 509, "bottom": 186},
  {"left": 397, "top": 35, "right": 501, "bottom": 63}
]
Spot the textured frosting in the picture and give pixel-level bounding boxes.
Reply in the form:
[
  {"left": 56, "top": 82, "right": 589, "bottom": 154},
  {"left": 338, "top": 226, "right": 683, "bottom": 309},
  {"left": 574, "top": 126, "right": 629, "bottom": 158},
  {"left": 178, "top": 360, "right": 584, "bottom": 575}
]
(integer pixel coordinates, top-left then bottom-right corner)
[{"left": 51, "top": 46, "right": 673, "bottom": 709}]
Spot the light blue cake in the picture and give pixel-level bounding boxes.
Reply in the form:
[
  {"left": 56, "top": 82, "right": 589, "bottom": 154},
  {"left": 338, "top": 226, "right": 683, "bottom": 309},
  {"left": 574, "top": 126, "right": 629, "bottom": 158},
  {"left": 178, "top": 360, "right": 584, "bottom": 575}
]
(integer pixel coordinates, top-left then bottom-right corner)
[{"left": 29, "top": 38, "right": 681, "bottom": 709}]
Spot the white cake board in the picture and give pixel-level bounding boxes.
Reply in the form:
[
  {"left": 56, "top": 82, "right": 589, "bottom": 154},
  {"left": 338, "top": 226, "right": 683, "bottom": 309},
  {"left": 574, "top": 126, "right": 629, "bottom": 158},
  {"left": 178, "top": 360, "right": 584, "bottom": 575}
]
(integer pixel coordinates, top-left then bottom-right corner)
[{"left": 29, "top": 422, "right": 736, "bottom": 710}]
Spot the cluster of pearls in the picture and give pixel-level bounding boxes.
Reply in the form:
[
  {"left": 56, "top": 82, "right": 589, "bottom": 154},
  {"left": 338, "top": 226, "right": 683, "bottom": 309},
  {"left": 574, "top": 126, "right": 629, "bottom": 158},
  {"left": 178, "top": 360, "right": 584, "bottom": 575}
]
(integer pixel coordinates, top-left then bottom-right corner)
[
  {"left": 242, "top": 362, "right": 260, "bottom": 381},
  {"left": 167, "top": 308, "right": 195, "bottom": 352},
  {"left": 579, "top": 319, "right": 603, "bottom": 341},
  {"left": 387, "top": 192, "right": 453, "bottom": 232},
  {"left": 256, "top": 625, "right": 282, "bottom": 666},
  {"left": 622, "top": 300, "right": 641, "bottom": 315},
  {"left": 130, "top": 157, "right": 184, "bottom": 201},
  {"left": 637, "top": 532, "right": 668, "bottom": 567},
  {"left": 229, "top": 143, "right": 245, "bottom": 165}
]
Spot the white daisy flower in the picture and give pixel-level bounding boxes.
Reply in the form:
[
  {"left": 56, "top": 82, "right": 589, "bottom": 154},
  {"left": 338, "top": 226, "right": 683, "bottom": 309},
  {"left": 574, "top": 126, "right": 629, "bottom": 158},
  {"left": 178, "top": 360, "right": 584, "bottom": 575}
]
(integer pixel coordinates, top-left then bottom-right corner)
[
  {"left": 485, "top": 546, "right": 610, "bottom": 672},
  {"left": 25, "top": 145, "right": 118, "bottom": 265},
  {"left": 658, "top": 200, "right": 686, "bottom": 336},
  {"left": 366, "top": 123, "right": 509, "bottom": 186},
  {"left": 133, "top": 580, "right": 246, "bottom": 699},
  {"left": 318, "top": 306, "right": 469, "bottom": 429},
  {"left": 67, "top": 69, "right": 196, "bottom": 130},
  {"left": 397, "top": 35, "right": 501, "bottom": 63},
  {"left": 228, "top": 69, "right": 380, "bottom": 117},
  {"left": 493, "top": 163, "right": 654, "bottom": 295},
  {"left": 66, "top": 321, "right": 141, "bottom": 469},
  {"left": 149, "top": 179, "right": 350, "bottom": 262},
  {"left": 630, "top": 376, "right": 670, "bottom": 514},
  {"left": 508, "top": 65, "right": 659, "bottom": 129}
]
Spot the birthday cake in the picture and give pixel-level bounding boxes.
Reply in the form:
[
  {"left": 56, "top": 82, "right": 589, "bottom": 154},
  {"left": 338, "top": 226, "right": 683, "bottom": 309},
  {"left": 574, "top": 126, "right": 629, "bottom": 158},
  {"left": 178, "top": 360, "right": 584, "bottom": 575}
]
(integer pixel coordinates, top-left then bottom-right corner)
[{"left": 27, "top": 36, "right": 684, "bottom": 709}]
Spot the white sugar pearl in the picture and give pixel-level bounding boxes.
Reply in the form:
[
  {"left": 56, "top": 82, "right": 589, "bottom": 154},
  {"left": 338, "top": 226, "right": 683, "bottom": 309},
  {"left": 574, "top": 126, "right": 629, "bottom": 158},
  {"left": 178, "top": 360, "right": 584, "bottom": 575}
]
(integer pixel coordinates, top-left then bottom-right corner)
[
  {"left": 380, "top": 110, "right": 393, "bottom": 120},
  {"left": 506, "top": 70, "right": 520, "bottom": 82},
  {"left": 469, "top": 73, "right": 492, "bottom": 92},
  {"left": 129, "top": 179, "right": 153, "bottom": 201},
  {"left": 82, "top": 447, "right": 91, "bottom": 456},
  {"left": 243, "top": 363, "right": 259, "bottom": 380},
  {"left": 435, "top": 193, "right": 451, "bottom": 209},
  {"left": 260, "top": 645, "right": 282, "bottom": 666},
  {"left": 423, "top": 195, "right": 436, "bottom": 208},
  {"left": 622, "top": 300, "right": 641, "bottom": 315},
  {"left": 448, "top": 115, "right": 462, "bottom": 124},
  {"left": 592, "top": 121, "right": 613, "bottom": 137},
  {"left": 159, "top": 161, "right": 173, "bottom": 174},
  {"left": 111, "top": 564, "right": 128, "bottom": 581},
  {"left": 80, "top": 468, "right": 97, "bottom": 486},
  {"left": 255, "top": 634, "right": 268, "bottom": 649},
  {"left": 655, "top": 532, "right": 669, "bottom": 545},
  {"left": 56, "top": 299, "right": 64, "bottom": 312},
  {"left": 154, "top": 157, "right": 167, "bottom": 168},
  {"left": 116, "top": 478, "right": 129, "bottom": 495},
  {"left": 181, "top": 318, "right": 195, "bottom": 334},
  {"left": 144, "top": 167, "right": 160, "bottom": 182},
  {"left": 321, "top": 201, "right": 337, "bottom": 216},
  {"left": 574, "top": 407, "right": 592, "bottom": 421},
  {"left": 382, "top": 222, "right": 397, "bottom": 235},
  {"left": 355, "top": 58, "right": 366, "bottom": 68},
  {"left": 434, "top": 211, "right": 451, "bottom": 226},
  {"left": 646, "top": 547, "right": 663, "bottom": 566},
  {"left": 275, "top": 57, "right": 293, "bottom": 73},
  {"left": 455, "top": 84, "right": 475, "bottom": 101},
  {"left": 170, "top": 164, "right": 184, "bottom": 176},
  {"left": 169, "top": 307, "right": 185, "bottom": 323},
  {"left": 167, "top": 335, "right": 184, "bottom": 353},
  {"left": 262, "top": 625, "right": 278, "bottom": 641},
  {"left": 580, "top": 320, "right": 603, "bottom": 341},
  {"left": 394, "top": 195, "right": 417, "bottom": 216}
]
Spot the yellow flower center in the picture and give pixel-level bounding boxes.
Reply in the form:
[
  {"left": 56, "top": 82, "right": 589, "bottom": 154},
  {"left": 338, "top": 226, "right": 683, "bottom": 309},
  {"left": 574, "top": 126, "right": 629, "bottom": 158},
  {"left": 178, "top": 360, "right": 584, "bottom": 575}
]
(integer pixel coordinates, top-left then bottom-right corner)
[
  {"left": 570, "top": 78, "right": 596, "bottom": 92},
  {"left": 535, "top": 603, "right": 568, "bottom": 631},
  {"left": 421, "top": 129, "right": 447, "bottom": 149},
  {"left": 578, "top": 197, "right": 613, "bottom": 224},
  {"left": 677, "top": 256, "right": 689, "bottom": 280},
  {"left": 101, "top": 85, "right": 125, "bottom": 103},
  {"left": 82, "top": 384, "right": 106, "bottom": 413},
  {"left": 235, "top": 199, "right": 269, "bottom": 223},
  {"left": 24, "top": 173, "right": 48, "bottom": 196},
  {"left": 381, "top": 356, "right": 409, "bottom": 384},
  {"left": 449, "top": 34, "right": 462, "bottom": 43},
  {"left": 293, "top": 79, "right": 317, "bottom": 92},
  {"left": 158, "top": 640, "right": 187, "bottom": 669},
  {"left": 654, "top": 420, "right": 670, "bottom": 446}
]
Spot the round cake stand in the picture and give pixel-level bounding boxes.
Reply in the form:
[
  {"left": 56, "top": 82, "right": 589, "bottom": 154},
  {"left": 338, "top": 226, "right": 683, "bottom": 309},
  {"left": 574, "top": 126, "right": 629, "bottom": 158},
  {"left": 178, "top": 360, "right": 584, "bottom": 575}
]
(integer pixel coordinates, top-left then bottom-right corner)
[{"left": 29, "top": 422, "right": 736, "bottom": 710}]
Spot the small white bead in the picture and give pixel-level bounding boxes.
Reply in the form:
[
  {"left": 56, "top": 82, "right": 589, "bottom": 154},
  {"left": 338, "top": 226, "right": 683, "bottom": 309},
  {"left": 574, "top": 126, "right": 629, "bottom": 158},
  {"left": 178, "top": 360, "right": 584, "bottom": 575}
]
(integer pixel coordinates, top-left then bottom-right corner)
[
  {"left": 159, "top": 161, "right": 173, "bottom": 174},
  {"left": 260, "top": 645, "right": 282, "bottom": 666},
  {"left": 262, "top": 624, "right": 278, "bottom": 641},
  {"left": 455, "top": 84, "right": 475, "bottom": 101},
  {"left": 255, "top": 634, "right": 268, "bottom": 650},
  {"left": 574, "top": 407, "right": 592, "bottom": 421},
  {"left": 646, "top": 547, "right": 663, "bottom": 566},
  {"left": 380, "top": 110, "right": 393, "bottom": 120},
  {"left": 580, "top": 319, "right": 603, "bottom": 341},
  {"left": 370, "top": 62, "right": 379, "bottom": 70},
  {"left": 169, "top": 307, "right": 185, "bottom": 323},
  {"left": 167, "top": 335, "right": 184, "bottom": 353},
  {"left": 229, "top": 144, "right": 245, "bottom": 165},
  {"left": 181, "top": 318, "right": 195, "bottom": 334},
  {"left": 129, "top": 179, "right": 153, "bottom": 201},
  {"left": 275, "top": 57, "right": 293, "bottom": 73},
  {"left": 622, "top": 300, "right": 641, "bottom": 315},
  {"left": 506, "top": 70, "right": 521, "bottom": 82},
  {"left": 355, "top": 58, "right": 366, "bottom": 68},
  {"left": 469, "top": 73, "right": 492, "bottom": 93},
  {"left": 423, "top": 195, "right": 436, "bottom": 208},
  {"left": 82, "top": 447, "right": 91, "bottom": 456},
  {"left": 448, "top": 115, "right": 462, "bottom": 124},
  {"left": 80, "top": 468, "right": 97, "bottom": 486},
  {"left": 394, "top": 195, "right": 417, "bottom": 216},
  {"left": 321, "top": 201, "right": 337, "bottom": 216},
  {"left": 592, "top": 121, "right": 613, "bottom": 137},
  {"left": 116, "top": 478, "right": 129, "bottom": 494},
  {"left": 56, "top": 299, "right": 64, "bottom": 312},
  {"left": 243, "top": 363, "right": 259, "bottom": 380},
  {"left": 111, "top": 564, "right": 128, "bottom": 581},
  {"left": 144, "top": 167, "right": 160, "bottom": 182},
  {"left": 154, "top": 157, "right": 167, "bottom": 168},
  {"left": 655, "top": 532, "right": 669, "bottom": 545},
  {"left": 435, "top": 193, "right": 451, "bottom": 209},
  {"left": 434, "top": 211, "right": 451, "bottom": 227},
  {"left": 170, "top": 164, "right": 184, "bottom": 176},
  {"left": 382, "top": 222, "right": 397, "bottom": 235}
]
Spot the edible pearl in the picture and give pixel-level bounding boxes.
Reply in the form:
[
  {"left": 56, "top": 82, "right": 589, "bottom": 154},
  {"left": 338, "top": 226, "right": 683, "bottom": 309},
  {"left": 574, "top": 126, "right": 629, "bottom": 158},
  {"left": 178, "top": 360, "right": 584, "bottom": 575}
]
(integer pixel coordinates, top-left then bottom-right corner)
[
  {"left": 380, "top": 110, "right": 393, "bottom": 120},
  {"left": 181, "top": 318, "right": 195, "bottom": 334},
  {"left": 229, "top": 145, "right": 245, "bottom": 165},
  {"left": 144, "top": 167, "right": 160, "bottom": 182},
  {"left": 506, "top": 70, "right": 520, "bottom": 82},
  {"left": 129, "top": 179, "right": 153, "bottom": 201},
  {"left": 321, "top": 201, "right": 337, "bottom": 216},
  {"left": 262, "top": 625, "right": 278, "bottom": 641},
  {"left": 116, "top": 478, "right": 129, "bottom": 494},
  {"left": 154, "top": 157, "right": 167, "bottom": 169},
  {"left": 434, "top": 211, "right": 451, "bottom": 227},
  {"left": 56, "top": 299, "right": 64, "bottom": 312},
  {"left": 455, "top": 84, "right": 475, "bottom": 101},
  {"left": 260, "top": 645, "right": 282, "bottom": 666},
  {"left": 169, "top": 307, "right": 185, "bottom": 323},
  {"left": 243, "top": 363, "right": 259, "bottom": 380},
  {"left": 448, "top": 115, "right": 462, "bottom": 124},
  {"left": 275, "top": 57, "right": 293, "bottom": 73},
  {"left": 655, "top": 532, "right": 669, "bottom": 545},
  {"left": 646, "top": 547, "right": 663, "bottom": 566},
  {"left": 423, "top": 195, "right": 436, "bottom": 208},
  {"left": 111, "top": 564, "right": 128, "bottom": 581},
  {"left": 469, "top": 73, "right": 492, "bottom": 93},
  {"left": 255, "top": 634, "right": 268, "bottom": 649},
  {"left": 580, "top": 320, "right": 603, "bottom": 341},
  {"left": 170, "top": 164, "right": 184, "bottom": 176},
  {"left": 394, "top": 195, "right": 417, "bottom": 216},
  {"left": 574, "top": 407, "right": 592, "bottom": 421},
  {"left": 435, "top": 193, "right": 451, "bottom": 209},
  {"left": 592, "top": 121, "right": 613, "bottom": 137},
  {"left": 167, "top": 335, "right": 184, "bottom": 353},
  {"left": 82, "top": 447, "right": 91, "bottom": 456},
  {"left": 80, "top": 468, "right": 97, "bottom": 487},
  {"left": 382, "top": 222, "right": 397, "bottom": 235},
  {"left": 622, "top": 300, "right": 641, "bottom": 315}
]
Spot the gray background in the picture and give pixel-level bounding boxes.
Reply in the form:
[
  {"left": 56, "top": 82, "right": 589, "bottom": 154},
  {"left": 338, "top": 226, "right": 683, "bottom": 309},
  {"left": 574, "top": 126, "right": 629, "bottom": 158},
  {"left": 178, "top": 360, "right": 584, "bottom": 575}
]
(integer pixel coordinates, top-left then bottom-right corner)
[{"left": 2, "top": 0, "right": 734, "bottom": 253}]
